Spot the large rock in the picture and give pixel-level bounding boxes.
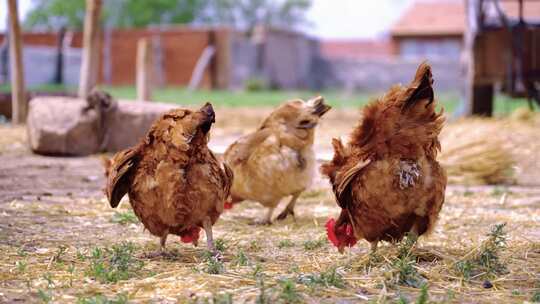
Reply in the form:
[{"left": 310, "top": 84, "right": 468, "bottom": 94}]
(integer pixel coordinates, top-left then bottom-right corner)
[
  {"left": 104, "top": 101, "right": 175, "bottom": 151},
  {"left": 27, "top": 96, "right": 175, "bottom": 155}
]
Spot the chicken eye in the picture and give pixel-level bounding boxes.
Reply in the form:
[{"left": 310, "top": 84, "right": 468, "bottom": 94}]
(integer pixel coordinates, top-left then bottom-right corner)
[{"left": 299, "top": 119, "right": 311, "bottom": 125}]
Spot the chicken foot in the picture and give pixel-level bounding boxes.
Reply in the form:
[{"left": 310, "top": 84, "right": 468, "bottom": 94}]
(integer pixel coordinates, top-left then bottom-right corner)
[
  {"left": 276, "top": 191, "right": 302, "bottom": 221},
  {"left": 203, "top": 217, "right": 222, "bottom": 259},
  {"left": 160, "top": 233, "right": 168, "bottom": 251},
  {"left": 251, "top": 206, "right": 275, "bottom": 225},
  {"left": 144, "top": 230, "right": 172, "bottom": 259}
]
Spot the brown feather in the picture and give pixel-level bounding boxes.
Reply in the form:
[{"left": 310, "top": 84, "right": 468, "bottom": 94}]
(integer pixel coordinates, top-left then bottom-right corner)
[
  {"left": 224, "top": 97, "right": 331, "bottom": 219},
  {"left": 322, "top": 62, "right": 447, "bottom": 248},
  {"left": 105, "top": 147, "right": 140, "bottom": 208},
  {"left": 103, "top": 104, "right": 232, "bottom": 248}
]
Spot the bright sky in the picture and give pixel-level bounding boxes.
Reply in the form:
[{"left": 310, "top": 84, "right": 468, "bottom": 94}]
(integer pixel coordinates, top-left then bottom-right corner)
[{"left": 0, "top": 0, "right": 413, "bottom": 39}]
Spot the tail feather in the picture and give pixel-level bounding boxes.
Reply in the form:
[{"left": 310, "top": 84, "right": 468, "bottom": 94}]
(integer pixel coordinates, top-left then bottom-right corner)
[
  {"left": 402, "top": 61, "right": 434, "bottom": 112},
  {"left": 320, "top": 138, "right": 346, "bottom": 181}
]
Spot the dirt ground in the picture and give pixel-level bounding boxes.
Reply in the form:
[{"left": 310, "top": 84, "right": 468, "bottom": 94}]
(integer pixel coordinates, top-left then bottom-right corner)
[{"left": 0, "top": 108, "right": 539, "bottom": 303}]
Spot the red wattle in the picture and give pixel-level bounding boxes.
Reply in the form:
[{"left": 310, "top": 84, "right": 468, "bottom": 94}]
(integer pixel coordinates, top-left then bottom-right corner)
[
  {"left": 224, "top": 201, "right": 233, "bottom": 209},
  {"left": 343, "top": 224, "right": 358, "bottom": 247},
  {"left": 325, "top": 218, "right": 339, "bottom": 247},
  {"left": 180, "top": 226, "right": 201, "bottom": 244}
]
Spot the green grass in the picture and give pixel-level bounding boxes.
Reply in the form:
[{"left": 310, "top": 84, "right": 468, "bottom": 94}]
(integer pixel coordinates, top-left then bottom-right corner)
[
  {"left": 0, "top": 84, "right": 534, "bottom": 114},
  {"left": 297, "top": 267, "right": 346, "bottom": 289},
  {"left": 110, "top": 211, "right": 138, "bottom": 225},
  {"left": 85, "top": 242, "right": 145, "bottom": 284},
  {"left": 77, "top": 293, "right": 128, "bottom": 304}
]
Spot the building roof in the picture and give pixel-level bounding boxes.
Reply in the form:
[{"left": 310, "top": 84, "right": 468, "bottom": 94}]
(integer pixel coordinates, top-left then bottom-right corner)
[
  {"left": 320, "top": 39, "right": 394, "bottom": 60},
  {"left": 496, "top": 1, "right": 540, "bottom": 22},
  {"left": 391, "top": 0, "right": 540, "bottom": 38},
  {"left": 391, "top": 1, "right": 465, "bottom": 37}
]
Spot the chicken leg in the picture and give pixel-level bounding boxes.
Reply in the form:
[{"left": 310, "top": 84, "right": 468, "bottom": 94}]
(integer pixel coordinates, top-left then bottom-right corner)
[
  {"left": 276, "top": 191, "right": 302, "bottom": 221},
  {"left": 252, "top": 206, "right": 275, "bottom": 225},
  {"left": 202, "top": 217, "right": 216, "bottom": 253},
  {"left": 160, "top": 233, "right": 168, "bottom": 252}
]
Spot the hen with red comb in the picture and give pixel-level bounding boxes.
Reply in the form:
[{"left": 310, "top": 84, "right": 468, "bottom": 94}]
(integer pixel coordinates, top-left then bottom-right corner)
[
  {"left": 321, "top": 63, "right": 447, "bottom": 253},
  {"left": 104, "top": 103, "right": 233, "bottom": 256}
]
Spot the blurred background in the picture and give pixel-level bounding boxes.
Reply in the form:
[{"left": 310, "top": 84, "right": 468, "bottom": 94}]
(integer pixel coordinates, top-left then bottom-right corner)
[
  {"left": 1, "top": 3, "right": 540, "bottom": 303},
  {"left": 0, "top": 0, "right": 539, "bottom": 117}
]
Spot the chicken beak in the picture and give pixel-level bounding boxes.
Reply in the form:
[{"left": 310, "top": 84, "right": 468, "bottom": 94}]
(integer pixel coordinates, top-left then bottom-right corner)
[
  {"left": 309, "top": 96, "right": 331, "bottom": 117},
  {"left": 199, "top": 102, "right": 215, "bottom": 134},
  {"left": 200, "top": 102, "right": 215, "bottom": 123},
  {"left": 338, "top": 246, "right": 345, "bottom": 254}
]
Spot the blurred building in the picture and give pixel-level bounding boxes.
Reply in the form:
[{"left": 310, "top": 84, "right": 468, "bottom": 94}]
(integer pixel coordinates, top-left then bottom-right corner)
[
  {"left": 2, "top": 0, "right": 538, "bottom": 93},
  {"left": 390, "top": 1, "right": 465, "bottom": 60},
  {"left": 320, "top": 39, "right": 394, "bottom": 60}
]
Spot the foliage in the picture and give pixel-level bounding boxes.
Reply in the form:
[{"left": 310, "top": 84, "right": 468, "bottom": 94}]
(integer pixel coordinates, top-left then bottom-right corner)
[
  {"left": 215, "top": 238, "right": 227, "bottom": 252},
  {"left": 388, "top": 233, "right": 425, "bottom": 288},
  {"left": 455, "top": 223, "right": 508, "bottom": 280},
  {"left": 24, "top": 0, "right": 205, "bottom": 30},
  {"left": 532, "top": 290, "right": 540, "bottom": 303},
  {"left": 196, "top": 0, "right": 312, "bottom": 34},
  {"left": 297, "top": 267, "right": 345, "bottom": 289},
  {"left": 76, "top": 293, "right": 128, "bottom": 304},
  {"left": 302, "top": 237, "right": 325, "bottom": 251},
  {"left": 415, "top": 284, "right": 429, "bottom": 304},
  {"left": 233, "top": 250, "right": 249, "bottom": 266},
  {"left": 203, "top": 251, "right": 225, "bottom": 274},
  {"left": 85, "top": 242, "right": 144, "bottom": 283},
  {"left": 25, "top": 0, "right": 86, "bottom": 30},
  {"left": 277, "top": 239, "right": 294, "bottom": 249},
  {"left": 110, "top": 0, "right": 204, "bottom": 28},
  {"left": 37, "top": 289, "right": 52, "bottom": 303},
  {"left": 15, "top": 260, "right": 27, "bottom": 273},
  {"left": 24, "top": 0, "right": 312, "bottom": 32},
  {"left": 277, "top": 279, "right": 302, "bottom": 303},
  {"left": 111, "top": 211, "right": 138, "bottom": 225}
]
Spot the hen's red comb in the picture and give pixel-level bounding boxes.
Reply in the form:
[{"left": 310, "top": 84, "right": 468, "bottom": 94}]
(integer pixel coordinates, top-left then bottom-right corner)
[
  {"left": 180, "top": 226, "right": 201, "bottom": 244},
  {"left": 326, "top": 218, "right": 339, "bottom": 247}
]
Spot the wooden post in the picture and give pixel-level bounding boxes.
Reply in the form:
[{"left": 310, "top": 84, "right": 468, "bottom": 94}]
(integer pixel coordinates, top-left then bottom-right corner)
[
  {"left": 7, "top": 0, "right": 26, "bottom": 124},
  {"left": 136, "top": 38, "right": 153, "bottom": 101},
  {"left": 78, "top": 0, "right": 102, "bottom": 98},
  {"left": 463, "top": 0, "right": 494, "bottom": 116},
  {"left": 214, "top": 29, "right": 232, "bottom": 89}
]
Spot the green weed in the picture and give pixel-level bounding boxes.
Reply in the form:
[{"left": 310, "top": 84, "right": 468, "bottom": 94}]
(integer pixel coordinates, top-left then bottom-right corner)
[
  {"left": 85, "top": 242, "right": 144, "bottom": 283},
  {"left": 297, "top": 267, "right": 345, "bottom": 289},
  {"left": 37, "top": 289, "right": 52, "bottom": 303},
  {"left": 233, "top": 250, "right": 249, "bottom": 266},
  {"left": 303, "top": 237, "right": 325, "bottom": 251},
  {"left": 111, "top": 211, "right": 138, "bottom": 225},
  {"left": 215, "top": 238, "right": 227, "bottom": 252},
  {"left": 278, "top": 239, "right": 294, "bottom": 249},
  {"left": 76, "top": 293, "right": 128, "bottom": 304},
  {"left": 202, "top": 251, "right": 225, "bottom": 274},
  {"left": 455, "top": 223, "right": 508, "bottom": 280},
  {"left": 15, "top": 260, "right": 27, "bottom": 273},
  {"left": 278, "top": 279, "right": 302, "bottom": 304}
]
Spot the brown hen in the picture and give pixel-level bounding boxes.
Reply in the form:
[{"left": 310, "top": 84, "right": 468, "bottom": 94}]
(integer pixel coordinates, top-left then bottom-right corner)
[
  {"left": 104, "top": 103, "right": 233, "bottom": 254},
  {"left": 321, "top": 63, "right": 447, "bottom": 253},
  {"left": 224, "top": 97, "right": 331, "bottom": 224}
]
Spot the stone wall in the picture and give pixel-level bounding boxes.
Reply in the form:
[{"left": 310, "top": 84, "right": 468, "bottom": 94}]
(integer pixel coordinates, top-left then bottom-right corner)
[{"left": 315, "top": 57, "right": 464, "bottom": 92}]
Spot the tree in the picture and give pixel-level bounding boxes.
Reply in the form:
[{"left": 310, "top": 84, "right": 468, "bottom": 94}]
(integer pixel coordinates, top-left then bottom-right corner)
[
  {"left": 25, "top": 0, "right": 86, "bottom": 30},
  {"left": 23, "top": 0, "right": 312, "bottom": 32},
  {"left": 197, "top": 0, "right": 312, "bottom": 33},
  {"left": 24, "top": 0, "right": 205, "bottom": 30},
  {"left": 112, "top": 0, "right": 203, "bottom": 28}
]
